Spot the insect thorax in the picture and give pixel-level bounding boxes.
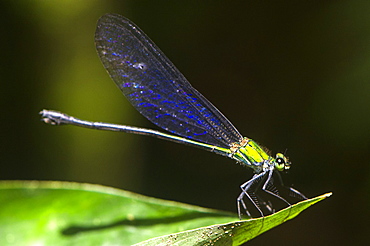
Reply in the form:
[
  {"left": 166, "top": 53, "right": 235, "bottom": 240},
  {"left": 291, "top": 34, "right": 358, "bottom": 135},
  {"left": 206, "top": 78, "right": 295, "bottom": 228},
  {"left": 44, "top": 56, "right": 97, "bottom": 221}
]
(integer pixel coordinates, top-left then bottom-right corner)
[{"left": 230, "top": 137, "right": 271, "bottom": 173}]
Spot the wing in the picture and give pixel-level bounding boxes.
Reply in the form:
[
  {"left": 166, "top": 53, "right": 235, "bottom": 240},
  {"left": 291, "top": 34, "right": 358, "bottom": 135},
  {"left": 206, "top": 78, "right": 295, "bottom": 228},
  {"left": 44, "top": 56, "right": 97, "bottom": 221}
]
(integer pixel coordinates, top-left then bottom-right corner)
[{"left": 95, "top": 14, "right": 242, "bottom": 148}]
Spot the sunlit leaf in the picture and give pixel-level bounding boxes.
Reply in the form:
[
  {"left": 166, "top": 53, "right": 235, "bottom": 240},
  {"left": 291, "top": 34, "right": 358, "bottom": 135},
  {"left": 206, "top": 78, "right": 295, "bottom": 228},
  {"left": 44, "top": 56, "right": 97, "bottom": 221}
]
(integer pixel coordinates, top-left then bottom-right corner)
[{"left": 0, "top": 181, "right": 331, "bottom": 245}]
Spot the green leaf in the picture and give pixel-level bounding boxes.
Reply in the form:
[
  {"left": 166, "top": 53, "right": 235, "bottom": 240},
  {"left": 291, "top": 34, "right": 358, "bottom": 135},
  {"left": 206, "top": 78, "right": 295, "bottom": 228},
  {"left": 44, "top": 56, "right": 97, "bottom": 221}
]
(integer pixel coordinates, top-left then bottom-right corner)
[
  {"left": 0, "top": 181, "right": 331, "bottom": 246},
  {"left": 135, "top": 193, "right": 332, "bottom": 246}
]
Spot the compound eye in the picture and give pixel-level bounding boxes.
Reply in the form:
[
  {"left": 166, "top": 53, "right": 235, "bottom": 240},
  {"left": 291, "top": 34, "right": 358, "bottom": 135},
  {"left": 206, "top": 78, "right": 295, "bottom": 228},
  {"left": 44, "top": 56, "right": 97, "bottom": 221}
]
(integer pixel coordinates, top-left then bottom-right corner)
[
  {"left": 275, "top": 153, "right": 290, "bottom": 171},
  {"left": 275, "top": 157, "right": 286, "bottom": 171}
]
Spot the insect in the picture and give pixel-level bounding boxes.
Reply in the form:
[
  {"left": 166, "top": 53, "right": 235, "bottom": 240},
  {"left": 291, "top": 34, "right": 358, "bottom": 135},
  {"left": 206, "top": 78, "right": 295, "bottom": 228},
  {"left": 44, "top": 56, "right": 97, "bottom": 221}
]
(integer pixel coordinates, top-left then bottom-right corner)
[{"left": 41, "top": 13, "right": 307, "bottom": 218}]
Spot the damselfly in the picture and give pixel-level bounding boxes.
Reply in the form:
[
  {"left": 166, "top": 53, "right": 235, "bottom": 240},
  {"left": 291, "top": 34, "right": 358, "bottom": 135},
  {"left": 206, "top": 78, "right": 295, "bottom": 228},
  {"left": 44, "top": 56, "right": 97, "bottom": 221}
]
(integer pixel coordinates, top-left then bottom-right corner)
[{"left": 41, "top": 14, "right": 307, "bottom": 218}]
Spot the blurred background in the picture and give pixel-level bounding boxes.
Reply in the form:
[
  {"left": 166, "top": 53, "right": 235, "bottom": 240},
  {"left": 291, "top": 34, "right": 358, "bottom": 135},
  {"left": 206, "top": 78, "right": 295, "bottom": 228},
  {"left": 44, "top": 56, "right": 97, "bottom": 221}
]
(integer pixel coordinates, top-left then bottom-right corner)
[{"left": 1, "top": 0, "right": 369, "bottom": 245}]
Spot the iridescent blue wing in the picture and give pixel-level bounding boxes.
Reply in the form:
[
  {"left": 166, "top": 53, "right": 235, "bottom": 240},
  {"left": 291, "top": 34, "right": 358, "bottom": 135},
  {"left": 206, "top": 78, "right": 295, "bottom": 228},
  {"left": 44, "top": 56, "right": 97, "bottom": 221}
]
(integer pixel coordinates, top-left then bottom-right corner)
[{"left": 95, "top": 14, "right": 242, "bottom": 148}]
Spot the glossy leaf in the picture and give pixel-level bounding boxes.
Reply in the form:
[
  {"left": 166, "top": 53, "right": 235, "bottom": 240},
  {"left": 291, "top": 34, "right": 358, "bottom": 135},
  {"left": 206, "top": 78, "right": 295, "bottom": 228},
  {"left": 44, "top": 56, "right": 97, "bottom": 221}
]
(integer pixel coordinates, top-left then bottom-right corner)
[{"left": 0, "top": 181, "right": 331, "bottom": 245}]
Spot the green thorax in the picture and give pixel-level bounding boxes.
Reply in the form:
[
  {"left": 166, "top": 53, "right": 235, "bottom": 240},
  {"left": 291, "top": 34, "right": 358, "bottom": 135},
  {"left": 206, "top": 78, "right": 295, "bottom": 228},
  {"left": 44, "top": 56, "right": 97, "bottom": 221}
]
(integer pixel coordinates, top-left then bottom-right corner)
[{"left": 230, "top": 137, "right": 271, "bottom": 172}]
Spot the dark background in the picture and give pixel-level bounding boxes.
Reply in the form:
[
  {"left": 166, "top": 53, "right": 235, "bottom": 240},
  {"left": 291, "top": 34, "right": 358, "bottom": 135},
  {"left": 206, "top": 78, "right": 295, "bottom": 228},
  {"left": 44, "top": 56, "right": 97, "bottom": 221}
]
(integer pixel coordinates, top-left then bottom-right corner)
[{"left": 1, "top": 1, "right": 369, "bottom": 245}]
